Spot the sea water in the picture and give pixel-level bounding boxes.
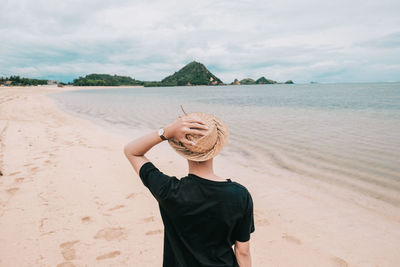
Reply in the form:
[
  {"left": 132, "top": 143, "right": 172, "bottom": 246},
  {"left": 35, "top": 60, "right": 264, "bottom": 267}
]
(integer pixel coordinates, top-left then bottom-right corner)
[{"left": 50, "top": 83, "right": 400, "bottom": 206}]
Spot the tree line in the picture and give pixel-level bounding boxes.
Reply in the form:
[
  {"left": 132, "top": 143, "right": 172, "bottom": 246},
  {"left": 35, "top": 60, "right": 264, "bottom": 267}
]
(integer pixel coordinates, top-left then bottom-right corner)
[
  {"left": 72, "top": 74, "right": 144, "bottom": 86},
  {"left": 0, "top": 76, "right": 48, "bottom": 86}
]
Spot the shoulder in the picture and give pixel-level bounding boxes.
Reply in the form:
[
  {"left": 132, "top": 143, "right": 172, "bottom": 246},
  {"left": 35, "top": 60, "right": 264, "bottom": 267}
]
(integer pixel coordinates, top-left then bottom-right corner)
[
  {"left": 230, "top": 180, "right": 252, "bottom": 196},
  {"left": 139, "top": 161, "right": 157, "bottom": 175},
  {"left": 139, "top": 162, "right": 178, "bottom": 182},
  {"left": 138, "top": 162, "right": 180, "bottom": 201},
  {"left": 230, "top": 181, "right": 253, "bottom": 210}
]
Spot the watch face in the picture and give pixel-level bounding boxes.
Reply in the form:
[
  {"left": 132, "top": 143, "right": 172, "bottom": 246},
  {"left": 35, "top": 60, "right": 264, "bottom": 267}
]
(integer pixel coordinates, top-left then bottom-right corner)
[{"left": 158, "top": 128, "right": 164, "bottom": 136}]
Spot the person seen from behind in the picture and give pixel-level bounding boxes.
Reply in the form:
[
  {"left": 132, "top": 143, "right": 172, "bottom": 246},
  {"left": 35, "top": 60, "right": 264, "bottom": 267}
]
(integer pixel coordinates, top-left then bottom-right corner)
[{"left": 124, "top": 111, "right": 255, "bottom": 267}]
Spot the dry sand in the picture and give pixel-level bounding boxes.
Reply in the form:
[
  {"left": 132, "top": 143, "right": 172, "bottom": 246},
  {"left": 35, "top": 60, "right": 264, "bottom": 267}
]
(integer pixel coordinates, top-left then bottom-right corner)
[{"left": 0, "top": 86, "right": 399, "bottom": 266}]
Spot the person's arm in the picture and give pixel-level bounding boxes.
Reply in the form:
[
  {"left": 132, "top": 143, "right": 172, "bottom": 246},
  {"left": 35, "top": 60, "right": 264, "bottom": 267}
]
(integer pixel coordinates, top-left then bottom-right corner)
[
  {"left": 234, "top": 192, "right": 254, "bottom": 267},
  {"left": 234, "top": 240, "right": 252, "bottom": 267},
  {"left": 124, "top": 116, "right": 208, "bottom": 175}
]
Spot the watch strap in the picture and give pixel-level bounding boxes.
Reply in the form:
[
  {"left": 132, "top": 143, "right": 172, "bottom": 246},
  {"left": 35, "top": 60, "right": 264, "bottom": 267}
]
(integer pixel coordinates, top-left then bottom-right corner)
[{"left": 159, "top": 128, "right": 168, "bottom": 140}]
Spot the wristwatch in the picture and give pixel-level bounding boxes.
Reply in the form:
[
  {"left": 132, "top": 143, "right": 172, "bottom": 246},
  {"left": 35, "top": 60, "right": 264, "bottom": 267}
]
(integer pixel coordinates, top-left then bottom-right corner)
[{"left": 158, "top": 128, "right": 168, "bottom": 141}]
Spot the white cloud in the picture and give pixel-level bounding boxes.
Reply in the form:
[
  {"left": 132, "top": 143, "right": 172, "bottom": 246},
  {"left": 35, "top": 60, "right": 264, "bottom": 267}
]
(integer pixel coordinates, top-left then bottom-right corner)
[{"left": 0, "top": 0, "right": 399, "bottom": 82}]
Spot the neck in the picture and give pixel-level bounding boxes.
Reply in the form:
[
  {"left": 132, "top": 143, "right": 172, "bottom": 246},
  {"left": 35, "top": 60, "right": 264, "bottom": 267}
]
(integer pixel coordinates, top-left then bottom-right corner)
[{"left": 188, "top": 159, "right": 215, "bottom": 178}]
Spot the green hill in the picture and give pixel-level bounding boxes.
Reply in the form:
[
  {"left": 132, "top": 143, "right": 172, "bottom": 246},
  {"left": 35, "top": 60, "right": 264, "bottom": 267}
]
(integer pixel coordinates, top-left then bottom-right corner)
[
  {"left": 72, "top": 74, "right": 144, "bottom": 86},
  {"left": 159, "top": 61, "right": 223, "bottom": 86},
  {"left": 0, "top": 76, "right": 48, "bottom": 86},
  {"left": 231, "top": 76, "right": 278, "bottom": 85},
  {"left": 256, "top": 76, "right": 277, "bottom": 84},
  {"left": 240, "top": 78, "right": 256, "bottom": 85}
]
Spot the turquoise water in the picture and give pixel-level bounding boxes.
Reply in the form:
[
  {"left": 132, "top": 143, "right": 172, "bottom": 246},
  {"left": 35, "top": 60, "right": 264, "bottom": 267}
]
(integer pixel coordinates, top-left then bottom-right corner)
[{"left": 50, "top": 83, "right": 400, "bottom": 205}]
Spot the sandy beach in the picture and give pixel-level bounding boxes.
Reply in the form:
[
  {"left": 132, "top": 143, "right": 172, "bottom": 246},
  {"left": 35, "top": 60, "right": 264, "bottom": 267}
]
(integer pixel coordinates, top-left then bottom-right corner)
[{"left": 1, "top": 86, "right": 399, "bottom": 267}]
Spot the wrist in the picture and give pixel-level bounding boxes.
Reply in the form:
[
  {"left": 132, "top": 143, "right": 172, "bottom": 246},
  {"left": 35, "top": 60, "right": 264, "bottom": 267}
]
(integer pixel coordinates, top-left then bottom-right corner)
[
  {"left": 158, "top": 128, "right": 168, "bottom": 141},
  {"left": 163, "top": 125, "right": 173, "bottom": 140}
]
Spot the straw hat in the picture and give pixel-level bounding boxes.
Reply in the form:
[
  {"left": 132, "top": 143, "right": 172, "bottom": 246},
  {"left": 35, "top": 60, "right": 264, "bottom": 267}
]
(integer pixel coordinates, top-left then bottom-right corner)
[{"left": 168, "top": 112, "right": 229, "bottom": 161}]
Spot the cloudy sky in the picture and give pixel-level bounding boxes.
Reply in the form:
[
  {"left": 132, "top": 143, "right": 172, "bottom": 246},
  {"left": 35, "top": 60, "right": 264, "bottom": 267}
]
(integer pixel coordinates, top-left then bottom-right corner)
[{"left": 1, "top": 0, "right": 399, "bottom": 83}]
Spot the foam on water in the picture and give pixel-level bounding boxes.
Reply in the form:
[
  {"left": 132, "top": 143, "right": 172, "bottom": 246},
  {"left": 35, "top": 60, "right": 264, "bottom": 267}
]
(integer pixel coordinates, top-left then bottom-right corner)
[{"left": 50, "top": 83, "right": 400, "bottom": 206}]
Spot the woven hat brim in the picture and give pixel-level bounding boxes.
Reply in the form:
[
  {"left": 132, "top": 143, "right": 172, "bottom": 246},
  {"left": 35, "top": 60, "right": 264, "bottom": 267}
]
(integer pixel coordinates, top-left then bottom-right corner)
[{"left": 168, "top": 115, "right": 228, "bottom": 161}]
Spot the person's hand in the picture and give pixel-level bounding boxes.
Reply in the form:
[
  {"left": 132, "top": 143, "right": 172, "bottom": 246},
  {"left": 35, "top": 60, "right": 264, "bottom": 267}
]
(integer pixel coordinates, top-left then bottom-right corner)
[{"left": 164, "top": 116, "right": 208, "bottom": 146}]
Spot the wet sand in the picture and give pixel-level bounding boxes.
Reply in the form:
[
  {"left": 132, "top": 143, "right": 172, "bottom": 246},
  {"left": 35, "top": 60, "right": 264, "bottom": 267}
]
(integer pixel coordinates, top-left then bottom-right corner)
[{"left": 0, "top": 85, "right": 399, "bottom": 266}]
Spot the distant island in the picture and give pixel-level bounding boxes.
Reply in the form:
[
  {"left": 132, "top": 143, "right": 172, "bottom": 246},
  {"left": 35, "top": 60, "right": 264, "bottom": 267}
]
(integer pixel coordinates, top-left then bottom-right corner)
[
  {"left": 0, "top": 76, "right": 49, "bottom": 86},
  {"left": 232, "top": 77, "right": 277, "bottom": 85},
  {"left": 231, "top": 77, "right": 293, "bottom": 85},
  {"left": 72, "top": 74, "right": 144, "bottom": 86},
  {"left": 1, "top": 61, "right": 295, "bottom": 87},
  {"left": 146, "top": 61, "right": 224, "bottom": 87}
]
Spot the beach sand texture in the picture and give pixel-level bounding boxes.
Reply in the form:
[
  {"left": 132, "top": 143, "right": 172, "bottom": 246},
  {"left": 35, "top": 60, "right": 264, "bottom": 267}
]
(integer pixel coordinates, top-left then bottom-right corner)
[{"left": 0, "top": 86, "right": 399, "bottom": 266}]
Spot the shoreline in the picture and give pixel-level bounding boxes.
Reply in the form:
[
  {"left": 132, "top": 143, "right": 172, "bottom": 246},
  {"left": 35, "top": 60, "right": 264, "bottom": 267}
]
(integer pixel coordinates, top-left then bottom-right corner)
[{"left": 1, "top": 86, "right": 400, "bottom": 266}]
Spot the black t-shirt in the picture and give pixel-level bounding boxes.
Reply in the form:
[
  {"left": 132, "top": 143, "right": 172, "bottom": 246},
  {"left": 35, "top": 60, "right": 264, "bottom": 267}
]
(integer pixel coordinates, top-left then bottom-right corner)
[{"left": 139, "top": 162, "right": 255, "bottom": 267}]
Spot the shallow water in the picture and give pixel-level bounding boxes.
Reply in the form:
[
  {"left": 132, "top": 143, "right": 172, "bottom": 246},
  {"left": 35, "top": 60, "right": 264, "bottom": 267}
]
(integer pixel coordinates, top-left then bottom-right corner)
[{"left": 50, "top": 83, "right": 400, "bottom": 206}]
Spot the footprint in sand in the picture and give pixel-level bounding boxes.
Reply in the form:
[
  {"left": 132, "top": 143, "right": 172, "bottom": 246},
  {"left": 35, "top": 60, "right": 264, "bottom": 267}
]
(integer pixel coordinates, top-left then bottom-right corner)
[
  {"left": 56, "top": 262, "right": 76, "bottom": 267},
  {"left": 40, "top": 230, "right": 55, "bottom": 236},
  {"left": 6, "top": 187, "right": 19, "bottom": 195},
  {"left": 254, "top": 213, "right": 269, "bottom": 226},
  {"left": 60, "top": 240, "right": 79, "bottom": 249},
  {"left": 30, "top": 166, "right": 40, "bottom": 173},
  {"left": 61, "top": 249, "right": 76, "bottom": 261},
  {"left": 145, "top": 229, "right": 163, "bottom": 236},
  {"left": 142, "top": 216, "right": 155, "bottom": 223},
  {"left": 282, "top": 233, "right": 302, "bottom": 245},
  {"left": 107, "top": 204, "right": 125, "bottom": 211},
  {"left": 81, "top": 216, "right": 92, "bottom": 224},
  {"left": 125, "top": 193, "right": 136, "bottom": 199},
  {"left": 59, "top": 240, "right": 79, "bottom": 261},
  {"left": 331, "top": 256, "right": 348, "bottom": 267},
  {"left": 8, "top": 171, "right": 21, "bottom": 177},
  {"left": 94, "top": 227, "right": 126, "bottom": 241},
  {"left": 14, "top": 177, "right": 24, "bottom": 183},
  {"left": 96, "top": 251, "right": 121, "bottom": 260},
  {"left": 39, "top": 218, "right": 48, "bottom": 229}
]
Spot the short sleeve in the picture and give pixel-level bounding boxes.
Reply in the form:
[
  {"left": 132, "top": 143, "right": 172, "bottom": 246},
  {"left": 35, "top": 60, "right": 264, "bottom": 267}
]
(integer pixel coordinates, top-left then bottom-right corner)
[
  {"left": 234, "top": 192, "right": 255, "bottom": 242},
  {"left": 139, "top": 162, "right": 177, "bottom": 201}
]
